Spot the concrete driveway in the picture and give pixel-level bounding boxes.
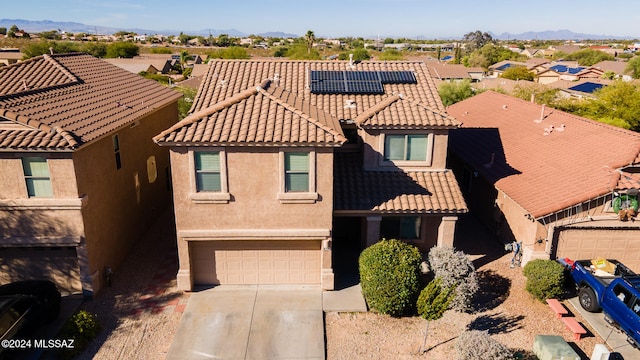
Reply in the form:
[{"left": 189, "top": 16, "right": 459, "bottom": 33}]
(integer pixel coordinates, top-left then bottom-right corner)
[{"left": 166, "top": 285, "right": 324, "bottom": 360}]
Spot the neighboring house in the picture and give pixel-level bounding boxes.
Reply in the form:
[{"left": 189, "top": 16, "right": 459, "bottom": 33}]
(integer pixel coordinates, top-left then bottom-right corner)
[
  {"left": 585, "top": 60, "right": 633, "bottom": 81},
  {"left": 488, "top": 61, "right": 528, "bottom": 78},
  {"left": 0, "top": 53, "right": 182, "bottom": 296},
  {"left": 447, "top": 91, "right": 640, "bottom": 270},
  {"left": 0, "top": 49, "right": 23, "bottom": 66},
  {"left": 521, "top": 48, "right": 545, "bottom": 58},
  {"left": 153, "top": 59, "right": 467, "bottom": 291},
  {"left": 427, "top": 62, "right": 485, "bottom": 83},
  {"left": 472, "top": 78, "right": 538, "bottom": 94},
  {"left": 551, "top": 44, "right": 582, "bottom": 55},
  {"left": 552, "top": 79, "right": 611, "bottom": 99},
  {"left": 103, "top": 58, "right": 161, "bottom": 75}
]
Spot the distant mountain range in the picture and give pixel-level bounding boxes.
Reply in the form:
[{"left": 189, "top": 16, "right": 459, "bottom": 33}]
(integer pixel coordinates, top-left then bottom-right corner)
[
  {"left": 0, "top": 19, "right": 298, "bottom": 38},
  {"left": 0, "top": 19, "right": 634, "bottom": 40}
]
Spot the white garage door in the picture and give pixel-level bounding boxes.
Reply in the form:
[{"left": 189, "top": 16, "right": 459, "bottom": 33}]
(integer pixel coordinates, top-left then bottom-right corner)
[
  {"left": 192, "top": 240, "right": 321, "bottom": 285},
  {"left": 556, "top": 229, "right": 640, "bottom": 272}
]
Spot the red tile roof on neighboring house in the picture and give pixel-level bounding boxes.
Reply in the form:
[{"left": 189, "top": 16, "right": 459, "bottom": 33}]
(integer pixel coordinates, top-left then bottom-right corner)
[
  {"left": 590, "top": 60, "right": 630, "bottom": 75},
  {"left": 447, "top": 91, "right": 640, "bottom": 219},
  {"left": 426, "top": 62, "right": 484, "bottom": 81},
  {"left": 0, "top": 53, "right": 182, "bottom": 151},
  {"left": 334, "top": 152, "right": 467, "bottom": 213}
]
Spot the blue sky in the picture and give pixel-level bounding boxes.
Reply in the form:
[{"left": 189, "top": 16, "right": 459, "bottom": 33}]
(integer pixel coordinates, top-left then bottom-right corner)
[{"left": 4, "top": 0, "right": 640, "bottom": 38}]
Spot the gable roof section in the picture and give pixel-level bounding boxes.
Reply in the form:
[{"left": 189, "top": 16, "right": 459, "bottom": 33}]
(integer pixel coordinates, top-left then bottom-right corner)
[
  {"left": 354, "top": 94, "right": 459, "bottom": 129},
  {"left": 154, "top": 79, "right": 346, "bottom": 146},
  {"left": 0, "top": 53, "right": 182, "bottom": 151},
  {"left": 447, "top": 91, "right": 640, "bottom": 219},
  {"left": 334, "top": 152, "right": 467, "bottom": 213}
]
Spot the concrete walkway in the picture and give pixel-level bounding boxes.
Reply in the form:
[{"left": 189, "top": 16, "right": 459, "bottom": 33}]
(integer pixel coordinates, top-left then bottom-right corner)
[
  {"left": 567, "top": 297, "right": 639, "bottom": 359},
  {"left": 167, "top": 285, "right": 324, "bottom": 360}
]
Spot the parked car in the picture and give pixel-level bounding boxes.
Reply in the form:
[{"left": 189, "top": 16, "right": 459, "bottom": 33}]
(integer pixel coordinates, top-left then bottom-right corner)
[
  {"left": 560, "top": 258, "right": 640, "bottom": 348},
  {"left": 0, "top": 280, "right": 61, "bottom": 342}
]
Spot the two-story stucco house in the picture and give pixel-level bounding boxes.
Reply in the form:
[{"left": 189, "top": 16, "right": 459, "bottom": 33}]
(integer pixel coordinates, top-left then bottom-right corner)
[
  {"left": 0, "top": 53, "right": 182, "bottom": 296},
  {"left": 154, "top": 59, "right": 467, "bottom": 291}
]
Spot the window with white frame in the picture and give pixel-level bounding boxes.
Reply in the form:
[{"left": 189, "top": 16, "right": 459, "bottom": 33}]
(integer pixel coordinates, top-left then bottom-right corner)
[
  {"left": 384, "top": 134, "right": 428, "bottom": 161},
  {"left": 284, "top": 152, "right": 309, "bottom": 192},
  {"left": 22, "top": 157, "right": 53, "bottom": 198},
  {"left": 194, "top": 152, "right": 221, "bottom": 192},
  {"left": 278, "top": 150, "right": 317, "bottom": 203}
]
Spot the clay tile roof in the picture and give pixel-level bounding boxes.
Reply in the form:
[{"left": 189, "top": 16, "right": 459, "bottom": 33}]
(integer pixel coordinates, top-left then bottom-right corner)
[
  {"left": 155, "top": 59, "right": 451, "bottom": 146},
  {"left": 447, "top": 91, "right": 640, "bottom": 219},
  {"left": 355, "top": 94, "right": 460, "bottom": 128},
  {"left": 426, "top": 62, "right": 484, "bottom": 80},
  {"left": 153, "top": 79, "right": 346, "bottom": 146},
  {"left": 0, "top": 53, "right": 182, "bottom": 151},
  {"left": 616, "top": 170, "right": 640, "bottom": 190},
  {"left": 334, "top": 152, "right": 467, "bottom": 213}
]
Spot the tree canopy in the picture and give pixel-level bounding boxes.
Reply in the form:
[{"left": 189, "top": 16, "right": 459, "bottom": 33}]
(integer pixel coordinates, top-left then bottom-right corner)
[
  {"left": 626, "top": 56, "right": 640, "bottom": 79},
  {"left": 206, "top": 46, "right": 250, "bottom": 60},
  {"left": 438, "top": 79, "right": 476, "bottom": 106},
  {"left": 462, "top": 30, "right": 493, "bottom": 54},
  {"left": 465, "top": 43, "right": 525, "bottom": 69},
  {"left": 558, "top": 48, "right": 614, "bottom": 66},
  {"left": 105, "top": 42, "right": 139, "bottom": 58},
  {"left": 500, "top": 66, "right": 534, "bottom": 81}
]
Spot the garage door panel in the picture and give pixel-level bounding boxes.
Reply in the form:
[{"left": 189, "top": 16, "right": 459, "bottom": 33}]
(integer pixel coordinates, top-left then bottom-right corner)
[
  {"left": 556, "top": 229, "right": 640, "bottom": 272},
  {"left": 192, "top": 240, "right": 321, "bottom": 285}
]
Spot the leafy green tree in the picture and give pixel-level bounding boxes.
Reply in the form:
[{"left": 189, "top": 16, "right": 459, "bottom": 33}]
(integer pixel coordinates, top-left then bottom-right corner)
[
  {"left": 383, "top": 37, "right": 395, "bottom": 44},
  {"left": 286, "top": 43, "right": 321, "bottom": 60},
  {"left": 81, "top": 42, "right": 107, "bottom": 58},
  {"left": 39, "top": 30, "right": 61, "bottom": 40},
  {"left": 438, "top": 79, "right": 475, "bottom": 106},
  {"left": 626, "top": 56, "right": 640, "bottom": 79},
  {"left": 22, "top": 40, "right": 81, "bottom": 58},
  {"left": 562, "top": 48, "right": 614, "bottom": 66},
  {"left": 207, "top": 46, "right": 250, "bottom": 59},
  {"left": 462, "top": 30, "right": 493, "bottom": 53},
  {"left": 216, "top": 34, "right": 232, "bottom": 47},
  {"left": 417, "top": 278, "right": 456, "bottom": 353},
  {"left": 583, "top": 80, "right": 640, "bottom": 130},
  {"left": 0, "top": 27, "right": 6, "bottom": 36},
  {"left": 512, "top": 83, "right": 558, "bottom": 104},
  {"left": 105, "top": 42, "right": 139, "bottom": 58},
  {"left": 468, "top": 43, "right": 525, "bottom": 69},
  {"left": 500, "top": 66, "right": 534, "bottom": 81},
  {"left": 272, "top": 47, "right": 288, "bottom": 57},
  {"left": 338, "top": 48, "right": 370, "bottom": 61},
  {"left": 7, "top": 25, "right": 19, "bottom": 38},
  {"left": 378, "top": 48, "right": 403, "bottom": 61}
]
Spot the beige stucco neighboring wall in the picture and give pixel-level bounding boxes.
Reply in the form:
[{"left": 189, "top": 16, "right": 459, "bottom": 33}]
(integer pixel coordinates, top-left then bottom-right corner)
[
  {"left": 73, "top": 103, "right": 177, "bottom": 296},
  {"left": 170, "top": 146, "right": 335, "bottom": 290},
  {"left": 360, "top": 129, "right": 450, "bottom": 171}
]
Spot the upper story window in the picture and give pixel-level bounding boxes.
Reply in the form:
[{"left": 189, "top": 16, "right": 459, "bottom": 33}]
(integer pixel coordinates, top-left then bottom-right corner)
[
  {"left": 284, "top": 152, "right": 309, "bottom": 192},
  {"left": 278, "top": 149, "right": 318, "bottom": 203},
  {"left": 113, "top": 134, "right": 122, "bottom": 170},
  {"left": 189, "top": 149, "right": 230, "bottom": 204},
  {"left": 384, "top": 134, "right": 428, "bottom": 161},
  {"left": 22, "top": 157, "right": 53, "bottom": 198},
  {"left": 195, "top": 152, "right": 221, "bottom": 192}
]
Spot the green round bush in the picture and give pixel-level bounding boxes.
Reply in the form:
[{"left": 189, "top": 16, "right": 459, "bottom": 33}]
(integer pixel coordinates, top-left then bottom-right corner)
[
  {"left": 58, "top": 310, "right": 101, "bottom": 359},
  {"left": 523, "top": 259, "right": 565, "bottom": 301},
  {"left": 359, "top": 239, "right": 422, "bottom": 316}
]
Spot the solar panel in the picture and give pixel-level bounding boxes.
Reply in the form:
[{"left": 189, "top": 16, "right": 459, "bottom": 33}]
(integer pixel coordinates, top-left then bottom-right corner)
[
  {"left": 495, "top": 63, "right": 514, "bottom": 71},
  {"left": 568, "top": 82, "right": 604, "bottom": 93},
  {"left": 310, "top": 70, "right": 416, "bottom": 94}
]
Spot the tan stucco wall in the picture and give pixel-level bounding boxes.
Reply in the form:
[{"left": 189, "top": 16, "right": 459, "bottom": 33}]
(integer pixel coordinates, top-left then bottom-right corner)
[
  {"left": 170, "top": 146, "right": 335, "bottom": 290},
  {"left": 360, "top": 129, "right": 450, "bottom": 171},
  {"left": 73, "top": 102, "right": 178, "bottom": 295},
  {"left": 171, "top": 147, "right": 334, "bottom": 230}
]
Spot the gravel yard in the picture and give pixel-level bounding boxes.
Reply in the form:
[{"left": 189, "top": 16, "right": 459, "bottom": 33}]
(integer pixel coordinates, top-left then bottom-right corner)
[{"left": 72, "top": 212, "right": 604, "bottom": 359}]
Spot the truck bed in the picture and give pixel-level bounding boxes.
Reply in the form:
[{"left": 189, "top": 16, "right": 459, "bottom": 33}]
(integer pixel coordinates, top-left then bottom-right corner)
[{"left": 575, "top": 259, "right": 637, "bottom": 286}]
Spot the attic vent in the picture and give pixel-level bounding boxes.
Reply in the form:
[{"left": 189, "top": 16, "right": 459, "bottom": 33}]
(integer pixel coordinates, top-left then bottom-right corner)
[{"left": 344, "top": 99, "right": 356, "bottom": 109}]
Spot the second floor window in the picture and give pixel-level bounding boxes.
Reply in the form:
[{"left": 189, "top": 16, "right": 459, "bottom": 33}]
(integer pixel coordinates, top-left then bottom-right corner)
[
  {"left": 195, "top": 152, "right": 221, "bottom": 192},
  {"left": 113, "top": 134, "right": 122, "bottom": 170},
  {"left": 384, "top": 134, "right": 427, "bottom": 161},
  {"left": 284, "top": 152, "right": 309, "bottom": 192},
  {"left": 22, "top": 157, "right": 53, "bottom": 198}
]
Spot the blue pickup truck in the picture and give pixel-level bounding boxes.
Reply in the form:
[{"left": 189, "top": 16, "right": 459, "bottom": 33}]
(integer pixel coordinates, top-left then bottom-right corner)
[{"left": 560, "top": 258, "right": 640, "bottom": 348}]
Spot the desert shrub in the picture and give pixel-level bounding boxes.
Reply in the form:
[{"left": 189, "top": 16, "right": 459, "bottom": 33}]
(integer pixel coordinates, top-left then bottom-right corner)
[
  {"left": 416, "top": 277, "right": 456, "bottom": 320},
  {"left": 359, "top": 239, "right": 422, "bottom": 316},
  {"left": 456, "top": 330, "right": 512, "bottom": 360},
  {"left": 58, "top": 310, "right": 101, "bottom": 359},
  {"left": 428, "top": 246, "right": 479, "bottom": 312},
  {"left": 523, "top": 259, "right": 565, "bottom": 301}
]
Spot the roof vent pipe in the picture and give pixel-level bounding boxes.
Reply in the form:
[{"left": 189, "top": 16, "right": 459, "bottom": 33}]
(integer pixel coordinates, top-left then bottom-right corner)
[{"left": 49, "top": 47, "right": 54, "bottom": 55}]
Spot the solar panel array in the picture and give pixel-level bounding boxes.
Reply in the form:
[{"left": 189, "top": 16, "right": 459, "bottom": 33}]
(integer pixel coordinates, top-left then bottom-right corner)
[
  {"left": 568, "top": 82, "right": 604, "bottom": 93},
  {"left": 550, "top": 65, "right": 585, "bottom": 74},
  {"left": 310, "top": 70, "right": 416, "bottom": 94}
]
